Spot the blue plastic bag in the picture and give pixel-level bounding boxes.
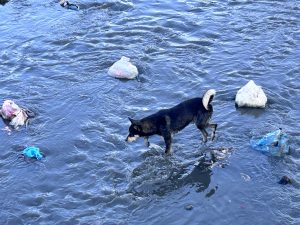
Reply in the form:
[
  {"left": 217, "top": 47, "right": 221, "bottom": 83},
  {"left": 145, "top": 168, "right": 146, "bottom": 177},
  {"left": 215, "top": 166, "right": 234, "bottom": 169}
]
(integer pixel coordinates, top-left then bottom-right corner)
[
  {"left": 250, "top": 129, "right": 289, "bottom": 156},
  {"left": 22, "top": 147, "right": 43, "bottom": 160}
]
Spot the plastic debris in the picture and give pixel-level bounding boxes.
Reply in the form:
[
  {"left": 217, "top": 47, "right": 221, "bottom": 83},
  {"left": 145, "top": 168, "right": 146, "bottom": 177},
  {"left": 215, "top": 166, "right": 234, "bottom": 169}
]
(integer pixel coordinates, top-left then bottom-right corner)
[
  {"left": 0, "top": 100, "right": 33, "bottom": 129},
  {"left": 0, "top": 100, "right": 20, "bottom": 120},
  {"left": 250, "top": 129, "right": 289, "bottom": 156},
  {"left": 59, "top": 0, "right": 79, "bottom": 10},
  {"left": 22, "top": 147, "right": 43, "bottom": 160},
  {"left": 108, "top": 56, "right": 139, "bottom": 79},
  {"left": 240, "top": 173, "right": 251, "bottom": 182},
  {"left": 235, "top": 80, "right": 267, "bottom": 108}
]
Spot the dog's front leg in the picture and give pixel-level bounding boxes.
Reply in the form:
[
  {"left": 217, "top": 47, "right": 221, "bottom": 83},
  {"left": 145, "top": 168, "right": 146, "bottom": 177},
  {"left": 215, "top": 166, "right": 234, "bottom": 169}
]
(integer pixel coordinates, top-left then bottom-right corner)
[
  {"left": 208, "top": 123, "right": 217, "bottom": 141},
  {"left": 200, "top": 128, "right": 208, "bottom": 143},
  {"left": 144, "top": 137, "right": 150, "bottom": 147},
  {"left": 163, "top": 134, "right": 172, "bottom": 155},
  {"left": 161, "top": 128, "right": 172, "bottom": 154}
]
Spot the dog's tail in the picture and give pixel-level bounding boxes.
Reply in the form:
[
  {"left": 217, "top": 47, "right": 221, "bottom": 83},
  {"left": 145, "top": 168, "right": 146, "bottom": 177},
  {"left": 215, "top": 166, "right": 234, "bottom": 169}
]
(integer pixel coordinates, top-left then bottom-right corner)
[{"left": 202, "top": 89, "right": 216, "bottom": 110}]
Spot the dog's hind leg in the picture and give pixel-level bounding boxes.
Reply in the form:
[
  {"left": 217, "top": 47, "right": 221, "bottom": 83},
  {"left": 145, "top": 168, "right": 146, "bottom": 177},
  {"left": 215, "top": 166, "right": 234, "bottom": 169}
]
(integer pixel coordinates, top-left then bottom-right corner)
[
  {"left": 144, "top": 137, "right": 150, "bottom": 147},
  {"left": 208, "top": 123, "right": 217, "bottom": 141}
]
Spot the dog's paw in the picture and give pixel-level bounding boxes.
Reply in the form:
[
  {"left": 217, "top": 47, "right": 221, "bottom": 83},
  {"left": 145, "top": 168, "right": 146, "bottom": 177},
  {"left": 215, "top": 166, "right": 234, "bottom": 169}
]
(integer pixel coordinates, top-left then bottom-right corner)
[{"left": 165, "top": 149, "right": 172, "bottom": 155}]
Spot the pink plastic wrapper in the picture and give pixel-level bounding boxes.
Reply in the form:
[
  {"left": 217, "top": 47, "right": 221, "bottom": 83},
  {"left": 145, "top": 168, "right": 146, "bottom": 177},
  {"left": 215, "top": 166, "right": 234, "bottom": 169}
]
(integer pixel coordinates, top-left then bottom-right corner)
[
  {"left": 0, "top": 100, "right": 28, "bottom": 128},
  {"left": 1, "top": 100, "right": 20, "bottom": 119}
]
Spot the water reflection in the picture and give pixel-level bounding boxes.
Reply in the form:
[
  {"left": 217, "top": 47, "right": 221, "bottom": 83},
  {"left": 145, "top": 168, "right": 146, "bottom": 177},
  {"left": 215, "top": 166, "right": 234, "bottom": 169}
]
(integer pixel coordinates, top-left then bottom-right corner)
[
  {"left": 181, "top": 157, "right": 212, "bottom": 193},
  {"left": 128, "top": 150, "right": 218, "bottom": 197}
]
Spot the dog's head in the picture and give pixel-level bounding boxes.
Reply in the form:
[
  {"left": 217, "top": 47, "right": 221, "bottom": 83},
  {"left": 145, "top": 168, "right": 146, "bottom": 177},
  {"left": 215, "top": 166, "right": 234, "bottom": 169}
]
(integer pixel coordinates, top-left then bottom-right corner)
[{"left": 126, "top": 117, "right": 143, "bottom": 143}]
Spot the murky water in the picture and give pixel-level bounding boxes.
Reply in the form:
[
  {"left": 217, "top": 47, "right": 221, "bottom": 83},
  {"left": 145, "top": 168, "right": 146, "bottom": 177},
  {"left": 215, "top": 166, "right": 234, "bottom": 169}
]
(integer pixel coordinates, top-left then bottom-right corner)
[{"left": 0, "top": 0, "right": 299, "bottom": 224}]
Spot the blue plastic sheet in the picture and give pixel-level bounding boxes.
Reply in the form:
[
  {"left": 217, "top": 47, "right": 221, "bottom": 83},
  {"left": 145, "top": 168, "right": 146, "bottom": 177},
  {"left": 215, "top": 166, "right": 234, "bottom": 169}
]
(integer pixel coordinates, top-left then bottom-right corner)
[
  {"left": 22, "top": 146, "right": 43, "bottom": 160},
  {"left": 250, "top": 129, "right": 289, "bottom": 156}
]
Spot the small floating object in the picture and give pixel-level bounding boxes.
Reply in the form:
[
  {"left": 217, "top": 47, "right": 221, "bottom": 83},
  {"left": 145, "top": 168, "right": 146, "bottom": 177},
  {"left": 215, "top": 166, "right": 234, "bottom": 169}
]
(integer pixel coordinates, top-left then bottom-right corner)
[
  {"left": 59, "top": 0, "right": 79, "bottom": 10},
  {"left": 235, "top": 80, "right": 267, "bottom": 108},
  {"left": 1, "top": 100, "right": 21, "bottom": 120},
  {"left": 22, "top": 146, "right": 43, "bottom": 160},
  {"left": 185, "top": 204, "right": 193, "bottom": 211},
  {"left": 278, "top": 176, "right": 291, "bottom": 185},
  {"left": 1, "top": 100, "right": 34, "bottom": 129},
  {"left": 108, "top": 56, "right": 139, "bottom": 79},
  {"left": 250, "top": 129, "right": 290, "bottom": 157}
]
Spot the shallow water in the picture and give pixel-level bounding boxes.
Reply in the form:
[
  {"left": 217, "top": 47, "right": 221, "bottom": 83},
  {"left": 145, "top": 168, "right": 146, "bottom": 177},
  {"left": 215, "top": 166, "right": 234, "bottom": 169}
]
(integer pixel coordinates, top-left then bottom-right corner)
[{"left": 0, "top": 0, "right": 299, "bottom": 224}]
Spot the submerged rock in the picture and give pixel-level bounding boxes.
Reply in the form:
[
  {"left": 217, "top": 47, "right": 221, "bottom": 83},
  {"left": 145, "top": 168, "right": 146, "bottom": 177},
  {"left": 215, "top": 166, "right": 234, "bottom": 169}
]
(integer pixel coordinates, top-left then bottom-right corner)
[
  {"left": 235, "top": 80, "right": 267, "bottom": 108},
  {"left": 278, "top": 176, "right": 291, "bottom": 185}
]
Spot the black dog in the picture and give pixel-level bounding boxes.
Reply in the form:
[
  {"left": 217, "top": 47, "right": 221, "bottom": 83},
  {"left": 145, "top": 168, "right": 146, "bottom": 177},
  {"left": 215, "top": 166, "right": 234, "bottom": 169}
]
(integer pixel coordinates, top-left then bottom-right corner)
[{"left": 126, "top": 89, "right": 217, "bottom": 154}]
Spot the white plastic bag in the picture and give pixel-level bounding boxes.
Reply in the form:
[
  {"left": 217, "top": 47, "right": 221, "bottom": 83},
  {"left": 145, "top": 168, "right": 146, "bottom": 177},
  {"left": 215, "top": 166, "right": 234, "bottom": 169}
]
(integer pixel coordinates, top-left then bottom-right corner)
[
  {"left": 108, "top": 56, "right": 138, "bottom": 79},
  {"left": 0, "top": 100, "right": 29, "bottom": 128},
  {"left": 235, "top": 80, "right": 267, "bottom": 108}
]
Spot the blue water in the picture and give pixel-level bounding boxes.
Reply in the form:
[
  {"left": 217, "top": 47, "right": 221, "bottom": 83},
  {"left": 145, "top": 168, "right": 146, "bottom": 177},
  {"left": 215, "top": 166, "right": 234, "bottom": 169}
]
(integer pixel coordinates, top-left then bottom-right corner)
[{"left": 0, "top": 0, "right": 299, "bottom": 224}]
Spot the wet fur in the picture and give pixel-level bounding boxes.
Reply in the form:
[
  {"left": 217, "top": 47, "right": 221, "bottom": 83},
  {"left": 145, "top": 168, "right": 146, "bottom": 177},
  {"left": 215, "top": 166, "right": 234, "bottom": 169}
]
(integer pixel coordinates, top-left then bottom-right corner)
[{"left": 126, "top": 89, "right": 217, "bottom": 154}]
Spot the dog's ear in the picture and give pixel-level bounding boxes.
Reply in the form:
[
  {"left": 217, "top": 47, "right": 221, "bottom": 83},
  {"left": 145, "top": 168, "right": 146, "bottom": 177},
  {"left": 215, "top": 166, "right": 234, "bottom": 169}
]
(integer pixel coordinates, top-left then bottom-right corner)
[{"left": 128, "top": 117, "right": 141, "bottom": 125}]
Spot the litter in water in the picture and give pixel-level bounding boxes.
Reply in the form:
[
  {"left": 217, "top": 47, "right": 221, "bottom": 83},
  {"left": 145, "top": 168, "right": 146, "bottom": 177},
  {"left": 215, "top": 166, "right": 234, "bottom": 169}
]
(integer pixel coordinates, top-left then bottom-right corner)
[
  {"left": 59, "top": 0, "right": 79, "bottom": 10},
  {"left": 108, "top": 56, "right": 139, "bottom": 79},
  {"left": 250, "top": 128, "right": 289, "bottom": 156},
  {"left": 0, "top": 100, "right": 34, "bottom": 129},
  {"left": 22, "top": 146, "right": 44, "bottom": 160}
]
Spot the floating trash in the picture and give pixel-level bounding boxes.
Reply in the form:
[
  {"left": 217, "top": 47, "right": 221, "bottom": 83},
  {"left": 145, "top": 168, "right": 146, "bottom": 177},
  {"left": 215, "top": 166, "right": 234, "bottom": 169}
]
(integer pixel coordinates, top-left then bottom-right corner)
[
  {"left": 250, "top": 129, "right": 289, "bottom": 156},
  {"left": 240, "top": 173, "right": 251, "bottom": 182},
  {"left": 108, "top": 56, "right": 138, "bottom": 79},
  {"left": 235, "top": 80, "right": 267, "bottom": 108},
  {"left": 59, "top": 0, "right": 79, "bottom": 10},
  {"left": 0, "top": 100, "right": 34, "bottom": 129},
  {"left": 22, "top": 146, "right": 44, "bottom": 160}
]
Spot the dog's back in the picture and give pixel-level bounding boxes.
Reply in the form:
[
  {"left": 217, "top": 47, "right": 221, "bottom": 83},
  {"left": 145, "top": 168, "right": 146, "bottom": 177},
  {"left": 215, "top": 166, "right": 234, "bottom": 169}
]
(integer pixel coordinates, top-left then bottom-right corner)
[{"left": 144, "top": 98, "right": 206, "bottom": 132}]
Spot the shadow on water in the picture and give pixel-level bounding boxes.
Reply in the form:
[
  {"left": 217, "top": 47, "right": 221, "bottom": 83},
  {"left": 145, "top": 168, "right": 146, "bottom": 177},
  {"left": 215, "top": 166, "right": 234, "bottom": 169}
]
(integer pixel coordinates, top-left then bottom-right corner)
[
  {"left": 127, "top": 146, "right": 232, "bottom": 198},
  {"left": 235, "top": 107, "right": 266, "bottom": 118}
]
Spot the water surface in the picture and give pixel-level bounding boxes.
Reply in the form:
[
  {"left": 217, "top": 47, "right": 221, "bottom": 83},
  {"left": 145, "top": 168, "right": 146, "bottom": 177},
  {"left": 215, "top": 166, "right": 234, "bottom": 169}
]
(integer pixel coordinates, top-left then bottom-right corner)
[{"left": 0, "top": 0, "right": 299, "bottom": 224}]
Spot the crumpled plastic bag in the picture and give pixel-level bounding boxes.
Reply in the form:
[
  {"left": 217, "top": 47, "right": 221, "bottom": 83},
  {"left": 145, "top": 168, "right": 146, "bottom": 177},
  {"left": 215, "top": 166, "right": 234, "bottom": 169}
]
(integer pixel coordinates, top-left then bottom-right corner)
[
  {"left": 22, "top": 146, "right": 43, "bottom": 160},
  {"left": 0, "top": 100, "right": 33, "bottom": 128},
  {"left": 108, "top": 56, "right": 138, "bottom": 79},
  {"left": 10, "top": 110, "right": 28, "bottom": 128},
  {"left": 0, "top": 100, "right": 21, "bottom": 120},
  {"left": 250, "top": 129, "right": 289, "bottom": 156},
  {"left": 235, "top": 80, "right": 267, "bottom": 108}
]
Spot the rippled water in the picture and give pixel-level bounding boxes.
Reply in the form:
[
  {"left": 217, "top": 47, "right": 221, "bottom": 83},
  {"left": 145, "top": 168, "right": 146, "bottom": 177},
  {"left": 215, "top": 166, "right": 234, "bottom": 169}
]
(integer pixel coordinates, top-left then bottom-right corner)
[{"left": 0, "top": 0, "right": 300, "bottom": 224}]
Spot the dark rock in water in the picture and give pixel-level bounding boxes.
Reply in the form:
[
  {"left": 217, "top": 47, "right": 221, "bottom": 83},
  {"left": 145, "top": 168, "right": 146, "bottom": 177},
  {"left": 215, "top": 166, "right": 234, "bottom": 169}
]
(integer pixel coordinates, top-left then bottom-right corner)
[
  {"left": 278, "top": 176, "right": 291, "bottom": 185},
  {"left": 185, "top": 204, "right": 193, "bottom": 210},
  {"left": 0, "top": 0, "right": 9, "bottom": 6}
]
